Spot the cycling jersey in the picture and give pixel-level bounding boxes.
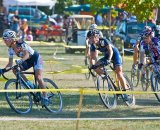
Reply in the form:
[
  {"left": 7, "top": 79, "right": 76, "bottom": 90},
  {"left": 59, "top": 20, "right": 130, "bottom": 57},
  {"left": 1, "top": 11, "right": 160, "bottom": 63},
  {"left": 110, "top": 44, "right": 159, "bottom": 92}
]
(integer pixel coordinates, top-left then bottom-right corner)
[
  {"left": 148, "top": 37, "right": 160, "bottom": 61},
  {"left": 8, "top": 41, "right": 34, "bottom": 58},
  {"left": 8, "top": 41, "right": 43, "bottom": 71},
  {"left": 90, "top": 38, "right": 122, "bottom": 67},
  {"left": 140, "top": 40, "right": 148, "bottom": 51}
]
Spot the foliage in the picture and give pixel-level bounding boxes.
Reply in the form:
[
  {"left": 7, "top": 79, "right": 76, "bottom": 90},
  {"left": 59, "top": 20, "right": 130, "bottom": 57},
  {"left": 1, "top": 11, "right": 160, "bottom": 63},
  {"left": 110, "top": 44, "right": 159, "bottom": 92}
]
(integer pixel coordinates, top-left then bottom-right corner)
[
  {"left": 54, "top": 0, "right": 73, "bottom": 15},
  {"left": 86, "top": 0, "right": 160, "bottom": 22}
]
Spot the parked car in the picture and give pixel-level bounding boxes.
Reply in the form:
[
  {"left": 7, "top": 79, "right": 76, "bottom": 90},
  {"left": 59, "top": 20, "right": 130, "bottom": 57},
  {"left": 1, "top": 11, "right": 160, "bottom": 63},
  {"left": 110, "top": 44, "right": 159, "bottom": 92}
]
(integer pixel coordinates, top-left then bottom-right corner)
[
  {"left": 113, "top": 21, "right": 155, "bottom": 48},
  {"left": 8, "top": 7, "right": 47, "bottom": 23}
]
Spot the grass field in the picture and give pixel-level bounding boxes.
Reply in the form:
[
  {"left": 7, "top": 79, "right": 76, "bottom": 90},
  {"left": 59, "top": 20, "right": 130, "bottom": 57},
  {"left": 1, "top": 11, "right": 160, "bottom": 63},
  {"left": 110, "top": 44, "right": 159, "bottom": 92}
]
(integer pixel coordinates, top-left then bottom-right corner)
[{"left": 0, "top": 40, "right": 160, "bottom": 130}]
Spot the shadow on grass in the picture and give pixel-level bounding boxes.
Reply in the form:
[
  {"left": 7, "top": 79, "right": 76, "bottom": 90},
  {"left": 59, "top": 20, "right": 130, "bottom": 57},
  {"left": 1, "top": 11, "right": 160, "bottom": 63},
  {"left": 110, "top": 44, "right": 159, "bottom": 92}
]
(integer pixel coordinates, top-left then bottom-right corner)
[{"left": 0, "top": 93, "right": 160, "bottom": 118}]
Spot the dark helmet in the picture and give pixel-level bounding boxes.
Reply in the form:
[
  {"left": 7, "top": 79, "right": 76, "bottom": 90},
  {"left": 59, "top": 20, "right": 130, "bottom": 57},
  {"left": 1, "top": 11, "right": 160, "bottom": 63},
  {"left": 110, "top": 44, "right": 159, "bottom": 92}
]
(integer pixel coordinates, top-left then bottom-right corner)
[{"left": 87, "top": 29, "right": 101, "bottom": 38}]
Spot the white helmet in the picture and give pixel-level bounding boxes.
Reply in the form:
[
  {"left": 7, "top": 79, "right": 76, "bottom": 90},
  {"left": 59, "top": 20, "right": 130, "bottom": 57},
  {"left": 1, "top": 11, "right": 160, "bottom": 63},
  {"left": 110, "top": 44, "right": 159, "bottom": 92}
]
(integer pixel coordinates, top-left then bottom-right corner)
[
  {"left": 3, "top": 29, "right": 17, "bottom": 40},
  {"left": 89, "top": 24, "right": 97, "bottom": 30},
  {"left": 144, "top": 26, "right": 152, "bottom": 31}
]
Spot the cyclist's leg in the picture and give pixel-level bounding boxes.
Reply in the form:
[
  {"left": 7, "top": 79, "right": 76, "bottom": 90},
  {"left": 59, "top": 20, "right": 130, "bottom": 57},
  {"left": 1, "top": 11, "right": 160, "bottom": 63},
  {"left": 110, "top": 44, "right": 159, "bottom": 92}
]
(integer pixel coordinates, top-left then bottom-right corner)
[
  {"left": 133, "top": 46, "right": 139, "bottom": 67},
  {"left": 34, "top": 55, "right": 48, "bottom": 105},
  {"left": 94, "top": 57, "right": 107, "bottom": 76},
  {"left": 112, "top": 48, "right": 128, "bottom": 90},
  {"left": 115, "top": 65, "right": 128, "bottom": 90}
]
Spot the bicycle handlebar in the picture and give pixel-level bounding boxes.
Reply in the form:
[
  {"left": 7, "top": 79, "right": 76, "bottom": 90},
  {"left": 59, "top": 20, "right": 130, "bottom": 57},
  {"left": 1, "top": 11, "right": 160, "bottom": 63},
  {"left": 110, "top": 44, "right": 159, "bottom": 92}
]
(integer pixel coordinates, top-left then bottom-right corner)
[{"left": 1, "top": 64, "right": 19, "bottom": 80}]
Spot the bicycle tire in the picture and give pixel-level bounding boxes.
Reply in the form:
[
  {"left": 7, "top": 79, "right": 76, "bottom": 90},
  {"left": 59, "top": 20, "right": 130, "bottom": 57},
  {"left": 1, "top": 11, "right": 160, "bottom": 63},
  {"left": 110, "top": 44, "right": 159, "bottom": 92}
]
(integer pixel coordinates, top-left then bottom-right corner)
[
  {"left": 141, "top": 69, "right": 150, "bottom": 91},
  {"left": 84, "top": 58, "right": 91, "bottom": 80},
  {"left": 131, "top": 68, "right": 140, "bottom": 88},
  {"left": 85, "top": 71, "right": 91, "bottom": 80},
  {"left": 151, "top": 73, "right": 160, "bottom": 102},
  {"left": 96, "top": 76, "right": 117, "bottom": 109},
  {"left": 5, "top": 79, "right": 32, "bottom": 114},
  {"left": 123, "top": 75, "right": 136, "bottom": 107},
  {"left": 43, "top": 78, "right": 63, "bottom": 113}
]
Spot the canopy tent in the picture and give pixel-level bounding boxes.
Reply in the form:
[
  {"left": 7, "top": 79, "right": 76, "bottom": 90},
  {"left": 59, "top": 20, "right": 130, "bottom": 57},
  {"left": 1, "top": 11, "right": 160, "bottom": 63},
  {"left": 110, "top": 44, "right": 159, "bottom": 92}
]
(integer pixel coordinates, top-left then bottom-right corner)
[
  {"left": 65, "top": 4, "right": 123, "bottom": 13},
  {"left": 65, "top": 4, "right": 90, "bottom": 12},
  {"left": 3, "top": 0, "right": 57, "bottom": 9}
]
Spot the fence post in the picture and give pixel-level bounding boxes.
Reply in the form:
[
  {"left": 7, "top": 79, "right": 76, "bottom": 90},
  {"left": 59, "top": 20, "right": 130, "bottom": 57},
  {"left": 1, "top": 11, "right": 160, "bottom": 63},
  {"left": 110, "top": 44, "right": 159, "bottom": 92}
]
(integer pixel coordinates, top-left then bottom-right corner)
[{"left": 76, "top": 88, "right": 84, "bottom": 130}]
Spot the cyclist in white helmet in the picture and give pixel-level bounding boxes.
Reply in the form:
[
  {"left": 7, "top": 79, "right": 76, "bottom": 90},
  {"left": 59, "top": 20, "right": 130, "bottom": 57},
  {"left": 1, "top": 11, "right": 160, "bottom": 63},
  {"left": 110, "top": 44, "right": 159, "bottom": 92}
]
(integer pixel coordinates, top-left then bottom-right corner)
[
  {"left": 0, "top": 29, "right": 49, "bottom": 106},
  {"left": 85, "top": 24, "right": 103, "bottom": 66}
]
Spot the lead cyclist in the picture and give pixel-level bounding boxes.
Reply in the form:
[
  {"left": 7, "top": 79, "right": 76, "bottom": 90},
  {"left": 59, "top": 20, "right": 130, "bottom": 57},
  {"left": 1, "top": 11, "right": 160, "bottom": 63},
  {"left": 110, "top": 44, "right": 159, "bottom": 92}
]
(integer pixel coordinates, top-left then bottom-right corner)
[{"left": 0, "top": 29, "right": 48, "bottom": 106}]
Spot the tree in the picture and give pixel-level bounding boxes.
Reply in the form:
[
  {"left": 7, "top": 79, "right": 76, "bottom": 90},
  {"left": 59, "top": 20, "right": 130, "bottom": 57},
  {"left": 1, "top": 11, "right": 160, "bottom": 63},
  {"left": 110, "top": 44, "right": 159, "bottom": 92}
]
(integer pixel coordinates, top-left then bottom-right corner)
[{"left": 86, "top": 0, "right": 160, "bottom": 22}]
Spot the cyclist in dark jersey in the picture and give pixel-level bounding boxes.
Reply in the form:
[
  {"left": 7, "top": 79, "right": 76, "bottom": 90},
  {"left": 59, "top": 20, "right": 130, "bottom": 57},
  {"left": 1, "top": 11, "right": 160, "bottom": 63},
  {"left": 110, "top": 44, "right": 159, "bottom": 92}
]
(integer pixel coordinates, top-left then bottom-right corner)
[{"left": 87, "top": 29, "right": 129, "bottom": 99}]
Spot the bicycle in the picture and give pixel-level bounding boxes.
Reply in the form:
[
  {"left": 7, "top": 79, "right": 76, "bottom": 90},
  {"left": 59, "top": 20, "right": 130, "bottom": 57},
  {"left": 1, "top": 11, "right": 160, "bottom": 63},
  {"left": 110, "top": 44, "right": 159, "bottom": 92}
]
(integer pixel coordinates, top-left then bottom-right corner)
[
  {"left": 84, "top": 56, "right": 97, "bottom": 86},
  {"left": 90, "top": 63, "right": 135, "bottom": 109},
  {"left": 140, "top": 62, "right": 151, "bottom": 91},
  {"left": 84, "top": 56, "right": 91, "bottom": 80},
  {"left": 131, "top": 56, "right": 151, "bottom": 91},
  {"left": 2, "top": 63, "right": 63, "bottom": 114},
  {"left": 150, "top": 61, "right": 160, "bottom": 102}
]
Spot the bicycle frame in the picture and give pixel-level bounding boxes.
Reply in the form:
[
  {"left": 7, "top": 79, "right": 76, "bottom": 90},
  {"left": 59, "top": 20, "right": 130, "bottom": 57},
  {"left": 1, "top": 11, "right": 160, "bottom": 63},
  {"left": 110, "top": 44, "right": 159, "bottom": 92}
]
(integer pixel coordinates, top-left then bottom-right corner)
[{"left": 3, "top": 64, "right": 40, "bottom": 101}]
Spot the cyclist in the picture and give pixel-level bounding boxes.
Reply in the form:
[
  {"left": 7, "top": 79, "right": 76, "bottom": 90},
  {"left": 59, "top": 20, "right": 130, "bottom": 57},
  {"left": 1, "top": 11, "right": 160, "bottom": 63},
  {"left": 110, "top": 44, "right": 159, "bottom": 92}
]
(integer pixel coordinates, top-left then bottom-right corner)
[
  {"left": 142, "top": 28, "right": 160, "bottom": 63},
  {"left": 132, "top": 26, "right": 152, "bottom": 70},
  {"left": 85, "top": 24, "right": 103, "bottom": 66},
  {"left": 0, "top": 29, "right": 48, "bottom": 106},
  {"left": 87, "top": 29, "right": 129, "bottom": 100}
]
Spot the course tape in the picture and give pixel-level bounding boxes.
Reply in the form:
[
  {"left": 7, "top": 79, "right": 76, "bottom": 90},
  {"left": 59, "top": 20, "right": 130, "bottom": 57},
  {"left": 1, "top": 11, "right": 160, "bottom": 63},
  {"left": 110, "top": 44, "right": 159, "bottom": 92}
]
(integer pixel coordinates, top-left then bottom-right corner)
[
  {"left": 46, "top": 68, "right": 88, "bottom": 74},
  {"left": 1, "top": 88, "right": 160, "bottom": 95}
]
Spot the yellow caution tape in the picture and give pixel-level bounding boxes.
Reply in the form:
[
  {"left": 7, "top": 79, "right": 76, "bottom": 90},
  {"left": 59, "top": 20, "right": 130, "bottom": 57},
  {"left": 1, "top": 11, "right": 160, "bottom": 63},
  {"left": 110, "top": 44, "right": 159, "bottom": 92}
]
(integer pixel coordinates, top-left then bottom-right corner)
[
  {"left": 1, "top": 88, "right": 160, "bottom": 95},
  {"left": 97, "top": 26, "right": 116, "bottom": 30},
  {"left": 46, "top": 68, "right": 89, "bottom": 74}
]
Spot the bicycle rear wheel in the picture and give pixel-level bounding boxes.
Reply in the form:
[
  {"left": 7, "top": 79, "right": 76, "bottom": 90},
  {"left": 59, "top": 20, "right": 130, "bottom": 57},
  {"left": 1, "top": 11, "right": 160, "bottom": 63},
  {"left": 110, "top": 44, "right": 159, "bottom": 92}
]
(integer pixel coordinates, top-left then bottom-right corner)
[
  {"left": 84, "top": 69, "right": 91, "bottom": 80},
  {"left": 151, "top": 73, "right": 160, "bottom": 102},
  {"left": 131, "top": 68, "right": 140, "bottom": 88},
  {"left": 43, "top": 78, "right": 63, "bottom": 113},
  {"left": 5, "top": 79, "right": 32, "bottom": 114},
  {"left": 123, "top": 75, "right": 136, "bottom": 107},
  {"left": 97, "top": 76, "right": 117, "bottom": 109}
]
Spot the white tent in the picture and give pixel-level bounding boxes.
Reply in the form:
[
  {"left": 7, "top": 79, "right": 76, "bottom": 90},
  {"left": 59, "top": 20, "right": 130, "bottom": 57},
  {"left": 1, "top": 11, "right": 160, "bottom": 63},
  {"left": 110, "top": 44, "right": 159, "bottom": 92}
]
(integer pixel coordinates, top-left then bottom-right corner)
[{"left": 3, "top": 0, "right": 57, "bottom": 9}]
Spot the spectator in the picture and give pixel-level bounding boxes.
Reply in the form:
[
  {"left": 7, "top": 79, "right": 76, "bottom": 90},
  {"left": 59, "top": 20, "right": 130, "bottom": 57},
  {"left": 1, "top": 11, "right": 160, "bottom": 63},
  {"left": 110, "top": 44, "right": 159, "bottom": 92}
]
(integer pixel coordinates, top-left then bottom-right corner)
[
  {"left": 114, "top": 11, "right": 127, "bottom": 41},
  {"left": 26, "top": 31, "right": 33, "bottom": 41},
  {"left": 10, "top": 10, "right": 20, "bottom": 33},
  {"left": 95, "top": 12, "right": 103, "bottom": 26},
  {"left": 20, "top": 18, "right": 28, "bottom": 41}
]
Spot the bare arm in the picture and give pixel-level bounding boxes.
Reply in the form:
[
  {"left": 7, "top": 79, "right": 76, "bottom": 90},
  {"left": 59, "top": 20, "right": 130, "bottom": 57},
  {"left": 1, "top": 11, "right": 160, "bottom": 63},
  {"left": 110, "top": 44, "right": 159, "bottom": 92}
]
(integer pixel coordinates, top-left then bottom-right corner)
[
  {"left": 5, "top": 58, "right": 13, "bottom": 68},
  {"left": 106, "top": 44, "right": 113, "bottom": 61}
]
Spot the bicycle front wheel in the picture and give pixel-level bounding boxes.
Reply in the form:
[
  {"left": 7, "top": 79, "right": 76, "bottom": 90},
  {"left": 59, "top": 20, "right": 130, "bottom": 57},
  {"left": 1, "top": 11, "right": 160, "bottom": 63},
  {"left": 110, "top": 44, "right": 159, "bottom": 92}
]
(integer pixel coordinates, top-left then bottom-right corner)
[
  {"left": 5, "top": 79, "right": 32, "bottom": 114},
  {"left": 131, "top": 68, "right": 140, "bottom": 88},
  {"left": 97, "top": 76, "right": 117, "bottom": 109},
  {"left": 43, "top": 78, "right": 63, "bottom": 113},
  {"left": 141, "top": 69, "right": 150, "bottom": 91},
  {"left": 151, "top": 73, "right": 160, "bottom": 102},
  {"left": 123, "top": 75, "right": 136, "bottom": 107}
]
